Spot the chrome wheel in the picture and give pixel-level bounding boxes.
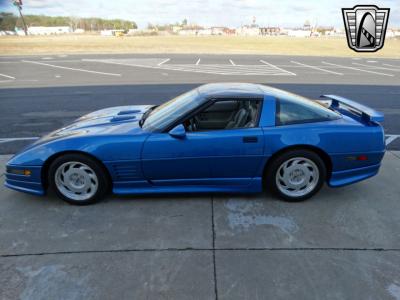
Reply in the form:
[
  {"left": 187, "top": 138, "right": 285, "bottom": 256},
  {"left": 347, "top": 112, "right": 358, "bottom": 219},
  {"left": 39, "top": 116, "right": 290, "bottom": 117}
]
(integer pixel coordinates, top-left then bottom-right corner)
[
  {"left": 275, "top": 157, "right": 319, "bottom": 198},
  {"left": 55, "top": 161, "right": 98, "bottom": 201}
]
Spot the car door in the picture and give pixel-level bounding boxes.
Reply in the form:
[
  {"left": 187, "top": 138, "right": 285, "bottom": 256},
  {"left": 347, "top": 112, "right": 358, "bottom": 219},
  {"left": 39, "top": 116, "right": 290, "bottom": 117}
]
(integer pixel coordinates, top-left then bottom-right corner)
[{"left": 141, "top": 98, "right": 265, "bottom": 186}]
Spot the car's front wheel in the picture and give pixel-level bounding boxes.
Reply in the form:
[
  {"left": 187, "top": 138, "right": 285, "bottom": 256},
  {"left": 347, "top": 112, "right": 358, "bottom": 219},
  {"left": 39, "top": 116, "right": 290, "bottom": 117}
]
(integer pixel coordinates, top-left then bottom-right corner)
[
  {"left": 48, "top": 154, "right": 109, "bottom": 205},
  {"left": 266, "top": 150, "right": 326, "bottom": 201}
]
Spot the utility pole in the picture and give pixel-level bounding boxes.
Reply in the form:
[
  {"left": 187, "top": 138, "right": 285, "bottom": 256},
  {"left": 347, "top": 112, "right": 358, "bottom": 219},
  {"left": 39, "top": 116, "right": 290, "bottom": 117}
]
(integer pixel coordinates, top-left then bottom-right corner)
[{"left": 13, "top": 0, "right": 27, "bottom": 35}]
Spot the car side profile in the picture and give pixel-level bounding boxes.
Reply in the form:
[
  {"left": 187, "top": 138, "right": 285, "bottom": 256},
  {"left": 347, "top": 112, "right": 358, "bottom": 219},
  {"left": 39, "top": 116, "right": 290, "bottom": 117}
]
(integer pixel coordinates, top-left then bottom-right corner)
[{"left": 5, "top": 83, "right": 385, "bottom": 205}]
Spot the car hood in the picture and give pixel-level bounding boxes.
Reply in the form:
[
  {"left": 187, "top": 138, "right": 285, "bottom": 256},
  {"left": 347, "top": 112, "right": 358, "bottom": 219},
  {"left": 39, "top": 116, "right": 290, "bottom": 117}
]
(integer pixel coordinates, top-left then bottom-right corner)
[{"left": 31, "top": 105, "right": 154, "bottom": 145}]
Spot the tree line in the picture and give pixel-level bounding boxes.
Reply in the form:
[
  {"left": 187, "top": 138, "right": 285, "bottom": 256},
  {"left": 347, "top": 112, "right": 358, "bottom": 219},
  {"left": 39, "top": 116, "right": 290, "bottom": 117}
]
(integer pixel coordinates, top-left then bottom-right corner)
[{"left": 0, "top": 13, "right": 137, "bottom": 31}]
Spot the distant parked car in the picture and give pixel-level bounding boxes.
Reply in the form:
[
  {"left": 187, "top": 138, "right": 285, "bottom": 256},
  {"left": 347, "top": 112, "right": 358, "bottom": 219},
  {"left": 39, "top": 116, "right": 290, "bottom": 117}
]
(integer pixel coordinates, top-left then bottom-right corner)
[{"left": 5, "top": 83, "right": 385, "bottom": 205}]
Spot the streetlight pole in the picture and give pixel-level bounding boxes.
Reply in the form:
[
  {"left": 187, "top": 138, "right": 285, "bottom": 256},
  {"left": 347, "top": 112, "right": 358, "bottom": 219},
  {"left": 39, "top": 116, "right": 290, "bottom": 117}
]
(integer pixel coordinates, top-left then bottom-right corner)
[{"left": 13, "top": 0, "right": 27, "bottom": 35}]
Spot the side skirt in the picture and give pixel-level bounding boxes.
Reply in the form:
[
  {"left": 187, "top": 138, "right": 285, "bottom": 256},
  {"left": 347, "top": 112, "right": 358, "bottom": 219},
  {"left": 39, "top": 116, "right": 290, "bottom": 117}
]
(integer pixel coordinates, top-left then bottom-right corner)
[{"left": 112, "top": 177, "right": 263, "bottom": 195}]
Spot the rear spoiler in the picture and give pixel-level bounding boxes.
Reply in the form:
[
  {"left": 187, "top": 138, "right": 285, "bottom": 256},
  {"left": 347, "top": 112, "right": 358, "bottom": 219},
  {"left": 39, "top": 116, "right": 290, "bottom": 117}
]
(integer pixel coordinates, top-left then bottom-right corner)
[{"left": 320, "top": 94, "right": 384, "bottom": 123}]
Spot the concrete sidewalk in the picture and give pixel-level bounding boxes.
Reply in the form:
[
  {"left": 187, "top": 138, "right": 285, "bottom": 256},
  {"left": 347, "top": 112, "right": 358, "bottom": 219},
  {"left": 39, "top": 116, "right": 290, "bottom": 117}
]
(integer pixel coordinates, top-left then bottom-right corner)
[{"left": 1, "top": 152, "right": 400, "bottom": 299}]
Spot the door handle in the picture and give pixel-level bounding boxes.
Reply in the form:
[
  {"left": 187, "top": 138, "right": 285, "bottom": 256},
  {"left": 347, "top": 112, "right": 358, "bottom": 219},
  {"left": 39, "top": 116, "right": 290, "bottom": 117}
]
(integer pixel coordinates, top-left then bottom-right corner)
[{"left": 242, "top": 136, "right": 258, "bottom": 143}]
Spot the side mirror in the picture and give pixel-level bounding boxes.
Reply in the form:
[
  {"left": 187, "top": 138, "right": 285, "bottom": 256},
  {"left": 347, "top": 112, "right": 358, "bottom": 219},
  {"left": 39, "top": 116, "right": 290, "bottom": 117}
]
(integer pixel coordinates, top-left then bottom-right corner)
[{"left": 168, "top": 124, "right": 186, "bottom": 139}]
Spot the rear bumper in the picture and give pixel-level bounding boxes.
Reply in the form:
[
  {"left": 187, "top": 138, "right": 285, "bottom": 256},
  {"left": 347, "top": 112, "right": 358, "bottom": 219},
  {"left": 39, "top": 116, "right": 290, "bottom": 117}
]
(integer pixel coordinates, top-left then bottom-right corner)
[{"left": 328, "top": 163, "right": 381, "bottom": 187}]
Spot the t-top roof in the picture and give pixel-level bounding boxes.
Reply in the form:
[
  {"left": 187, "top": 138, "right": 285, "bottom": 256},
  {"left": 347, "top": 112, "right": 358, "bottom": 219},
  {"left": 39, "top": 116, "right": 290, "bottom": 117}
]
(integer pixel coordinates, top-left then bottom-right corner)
[{"left": 197, "top": 83, "right": 281, "bottom": 98}]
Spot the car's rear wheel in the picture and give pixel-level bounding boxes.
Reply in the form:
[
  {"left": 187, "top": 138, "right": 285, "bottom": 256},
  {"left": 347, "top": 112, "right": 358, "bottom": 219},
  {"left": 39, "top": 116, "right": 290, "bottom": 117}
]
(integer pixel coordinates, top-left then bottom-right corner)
[
  {"left": 49, "top": 154, "right": 109, "bottom": 205},
  {"left": 266, "top": 150, "right": 326, "bottom": 202}
]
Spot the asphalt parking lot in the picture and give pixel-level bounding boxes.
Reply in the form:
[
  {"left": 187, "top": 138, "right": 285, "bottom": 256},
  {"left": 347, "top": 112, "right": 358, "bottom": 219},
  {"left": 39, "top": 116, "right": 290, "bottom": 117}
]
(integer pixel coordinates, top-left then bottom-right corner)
[
  {"left": 1, "top": 54, "right": 400, "bottom": 299},
  {"left": 1, "top": 54, "right": 399, "bottom": 153}
]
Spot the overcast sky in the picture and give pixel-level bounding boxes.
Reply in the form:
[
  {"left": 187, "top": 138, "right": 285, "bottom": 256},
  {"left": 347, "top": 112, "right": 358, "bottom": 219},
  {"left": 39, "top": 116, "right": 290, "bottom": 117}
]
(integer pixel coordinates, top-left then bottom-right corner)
[{"left": 0, "top": 0, "right": 399, "bottom": 28}]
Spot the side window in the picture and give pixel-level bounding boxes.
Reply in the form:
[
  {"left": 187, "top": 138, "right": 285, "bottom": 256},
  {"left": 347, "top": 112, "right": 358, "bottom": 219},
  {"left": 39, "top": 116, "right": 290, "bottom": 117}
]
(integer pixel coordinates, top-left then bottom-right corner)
[
  {"left": 185, "top": 99, "right": 261, "bottom": 132},
  {"left": 276, "top": 97, "right": 339, "bottom": 125}
]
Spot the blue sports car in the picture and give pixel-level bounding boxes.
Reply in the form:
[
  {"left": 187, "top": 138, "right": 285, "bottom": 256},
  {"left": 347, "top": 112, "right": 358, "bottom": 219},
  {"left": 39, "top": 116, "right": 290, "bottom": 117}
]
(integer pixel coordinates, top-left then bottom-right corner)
[{"left": 5, "top": 83, "right": 385, "bottom": 205}]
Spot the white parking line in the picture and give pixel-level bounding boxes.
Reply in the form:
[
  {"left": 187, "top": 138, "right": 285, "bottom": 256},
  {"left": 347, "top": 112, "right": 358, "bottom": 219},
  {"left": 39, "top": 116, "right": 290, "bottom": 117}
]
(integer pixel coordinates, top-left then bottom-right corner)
[
  {"left": 260, "top": 60, "right": 296, "bottom": 76},
  {"left": 157, "top": 58, "right": 170, "bottom": 66},
  {"left": 0, "top": 73, "right": 16, "bottom": 80},
  {"left": 196, "top": 58, "right": 201, "bottom": 65},
  {"left": 156, "top": 64, "right": 291, "bottom": 75},
  {"left": 0, "top": 59, "right": 83, "bottom": 63},
  {"left": 229, "top": 59, "right": 236, "bottom": 66},
  {"left": 290, "top": 61, "right": 343, "bottom": 75},
  {"left": 0, "top": 137, "right": 39, "bottom": 144},
  {"left": 36, "top": 59, "right": 83, "bottom": 63},
  {"left": 167, "top": 63, "right": 293, "bottom": 75},
  {"left": 383, "top": 63, "right": 400, "bottom": 68},
  {"left": 166, "top": 65, "right": 290, "bottom": 75},
  {"left": 386, "top": 135, "right": 400, "bottom": 146},
  {"left": 88, "top": 58, "right": 295, "bottom": 76},
  {"left": 352, "top": 62, "right": 400, "bottom": 72},
  {"left": 321, "top": 61, "right": 394, "bottom": 77},
  {"left": 22, "top": 60, "right": 122, "bottom": 77},
  {"left": 386, "top": 136, "right": 396, "bottom": 146}
]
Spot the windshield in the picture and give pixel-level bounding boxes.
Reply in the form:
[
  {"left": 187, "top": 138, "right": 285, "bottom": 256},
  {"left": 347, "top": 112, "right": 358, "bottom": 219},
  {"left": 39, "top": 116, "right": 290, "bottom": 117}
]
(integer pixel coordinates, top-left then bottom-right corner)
[{"left": 142, "top": 89, "right": 201, "bottom": 131}]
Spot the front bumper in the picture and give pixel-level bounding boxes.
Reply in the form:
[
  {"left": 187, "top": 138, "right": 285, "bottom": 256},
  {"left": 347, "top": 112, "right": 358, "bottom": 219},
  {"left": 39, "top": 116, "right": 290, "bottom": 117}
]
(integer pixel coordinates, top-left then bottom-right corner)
[
  {"left": 328, "top": 163, "right": 381, "bottom": 187},
  {"left": 4, "top": 165, "right": 45, "bottom": 196}
]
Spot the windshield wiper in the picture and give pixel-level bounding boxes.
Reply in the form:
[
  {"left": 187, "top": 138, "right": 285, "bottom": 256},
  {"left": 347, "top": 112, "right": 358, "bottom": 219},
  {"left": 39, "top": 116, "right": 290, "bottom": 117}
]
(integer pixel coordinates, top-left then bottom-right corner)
[{"left": 139, "top": 106, "right": 157, "bottom": 127}]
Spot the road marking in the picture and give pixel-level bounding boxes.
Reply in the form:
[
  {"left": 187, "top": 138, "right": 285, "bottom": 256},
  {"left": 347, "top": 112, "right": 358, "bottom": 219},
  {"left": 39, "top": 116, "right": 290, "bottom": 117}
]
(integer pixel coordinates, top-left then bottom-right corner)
[
  {"left": 157, "top": 58, "right": 170, "bottom": 66},
  {"left": 383, "top": 63, "right": 400, "bottom": 68},
  {"left": 386, "top": 135, "right": 400, "bottom": 146},
  {"left": 229, "top": 59, "right": 236, "bottom": 66},
  {"left": 0, "top": 73, "right": 16, "bottom": 79},
  {"left": 156, "top": 64, "right": 291, "bottom": 75},
  {"left": 321, "top": 61, "right": 394, "bottom": 77},
  {"left": 0, "top": 137, "right": 39, "bottom": 144},
  {"left": 1, "top": 59, "right": 82, "bottom": 63},
  {"left": 161, "top": 64, "right": 293, "bottom": 75},
  {"left": 367, "top": 60, "right": 377, "bottom": 63},
  {"left": 22, "top": 60, "right": 122, "bottom": 76},
  {"left": 42, "top": 57, "right": 53, "bottom": 60},
  {"left": 184, "top": 64, "right": 290, "bottom": 71},
  {"left": 290, "top": 61, "right": 343, "bottom": 75},
  {"left": 352, "top": 62, "right": 400, "bottom": 72},
  {"left": 37, "top": 59, "right": 83, "bottom": 63},
  {"left": 88, "top": 58, "right": 295, "bottom": 76},
  {"left": 260, "top": 60, "right": 296, "bottom": 76},
  {"left": 195, "top": 58, "right": 201, "bottom": 65}
]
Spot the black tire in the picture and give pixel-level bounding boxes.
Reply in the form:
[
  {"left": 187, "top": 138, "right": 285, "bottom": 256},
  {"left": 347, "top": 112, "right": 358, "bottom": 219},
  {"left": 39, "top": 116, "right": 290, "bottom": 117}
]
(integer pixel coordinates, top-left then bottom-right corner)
[
  {"left": 48, "top": 153, "right": 109, "bottom": 205},
  {"left": 265, "top": 149, "right": 326, "bottom": 202}
]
